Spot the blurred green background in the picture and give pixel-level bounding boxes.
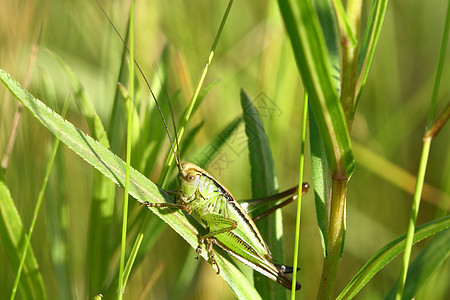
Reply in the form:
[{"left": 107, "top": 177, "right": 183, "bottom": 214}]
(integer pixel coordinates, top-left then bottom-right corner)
[{"left": 0, "top": 0, "right": 449, "bottom": 299}]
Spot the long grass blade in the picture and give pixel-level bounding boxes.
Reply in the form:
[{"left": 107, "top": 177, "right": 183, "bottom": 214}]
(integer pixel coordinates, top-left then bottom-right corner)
[
  {"left": 385, "top": 228, "right": 450, "bottom": 300},
  {"left": 356, "top": 0, "right": 388, "bottom": 104},
  {"left": 159, "top": 0, "right": 234, "bottom": 186},
  {"left": 290, "top": 92, "right": 308, "bottom": 297},
  {"left": 0, "top": 68, "right": 261, "bottom": 299},
  {"left": 240, "top": 89, "right": 284, "bottom": 298},
  {"left": 10, "top": 98, "right": 68, "bottom": 300},
  {"left": 277, "top": 0, "right": 354, "bottom": 178},
  {"left": 336, "top": 216, "right": 450, "bottom": 300},
  {"left": 45, "top": 48, "right": 116, "bottom": 295},
  {"left": 394, "top": 3, "right": 450, "bottom": 298},
  {"left": 0, "top": 176, "right": 46, "bottom": 300},
  {"left": 118, "top": 1, "right": 135, "bottom": 298}
]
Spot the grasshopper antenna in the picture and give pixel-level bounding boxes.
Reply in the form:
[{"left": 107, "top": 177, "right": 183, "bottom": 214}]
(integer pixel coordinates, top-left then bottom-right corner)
[
  {"left": 153, "top": 64, "right": 182, "bottom": 169},
  {"left": 96, "top": 0, "right": 181, "bottom": 168}
]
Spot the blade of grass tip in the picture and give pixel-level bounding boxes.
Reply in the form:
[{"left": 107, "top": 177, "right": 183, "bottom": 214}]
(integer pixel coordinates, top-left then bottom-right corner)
[
  {"left": 159, "top": 0, "right": 234, "bottom": 187},
  {"left": 118, "top": 1, "right": 135, "bottom": 299},
  {"left": 290, "top": 92, "right": 308, "bottom": 296},
  {"left": 10, "top": 97, "right": 70, "bottom": 300},
  {"left": 395, "top": 3, "right": 450, "bottom": 298},
  {"left": 355, "top": 0, "right": 388, "bottom": 105}
]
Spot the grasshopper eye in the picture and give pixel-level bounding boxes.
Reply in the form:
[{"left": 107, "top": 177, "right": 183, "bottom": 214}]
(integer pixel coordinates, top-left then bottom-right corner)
[{"left": 186, "top": 174, "right": 196, "bottom": 182}]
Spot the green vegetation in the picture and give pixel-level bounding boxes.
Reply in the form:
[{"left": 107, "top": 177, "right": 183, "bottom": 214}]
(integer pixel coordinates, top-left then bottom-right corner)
[{"left": 0, "top": 0, "right": 449, "bottom": 299}]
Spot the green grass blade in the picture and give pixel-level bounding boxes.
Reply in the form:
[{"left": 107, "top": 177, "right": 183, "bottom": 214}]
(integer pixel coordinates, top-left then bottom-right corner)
[
  {"left": 0, "top": 68, "right": 260, "bottom": 299},
  {"left": 395, "top": 5, "right": 449, "bottom": 298},
  {"left": 309, "top": 109, "right": 330, "bottom": 257},
  {"left": 290, "top": 92, "right": 308, "bottom": 296},
  {"left": 240, "top": 89, "right": 284, "bottom": 298},
  {"left": 277, "top": 0, "right": 354, "bottom": 178},
  {"left": 0, "top": 173, "right": 46, "bottom": 300},
  {"left": 107, "top": 9, "right": 130, "bottom": 154},
  {"left": 159, "top": 0, "right": 234, "bottom": 186},
  {"left": 37, "top": 68, "right": 73, "bottom": 300},
  {"left": 385, "top": 228, "right": 450, "bottom": 300},
  {"left": 118, "top": 2, "right": 135, "bottom": 297},
  {"left": 394, "top": 140, "right": 431, "bottom": 300},
  {"left": 336, "top": 216, "right": 450, "bottom": 300},
  {"left": 122, "top": 231, "right": 143, "bottom": 289},
  {"left": 356, "top": 0, "right": 388, "bottom": 104},
  {"left": 47, "top": 49, "right": 111, "bottom": 148},
  {"left": 46, "top": 47, "right": 117, "bottom": 296},
  {"left": 10, "top": 98, "right": 69, "bottom": 300},
  {"left": 193, "top": 116, "right": 243, "bottom": 168}
]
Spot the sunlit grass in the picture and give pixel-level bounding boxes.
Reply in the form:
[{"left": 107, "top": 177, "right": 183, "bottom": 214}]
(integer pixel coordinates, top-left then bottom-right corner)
[{"left": 0, "top": 0, "right": 449, "bottom": 299}]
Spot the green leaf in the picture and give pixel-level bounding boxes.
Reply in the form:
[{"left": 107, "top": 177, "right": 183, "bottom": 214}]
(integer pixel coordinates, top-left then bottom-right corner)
[
  {"left": 0, "top": 173, "right": 46, "bottom": 300},
  {"left": 356, "top": 0, "right": 388, "bottom": 105},
  {"left": 336, "top": 216, "right": 450, "bottom": 300},
  {"left": 277, "top": 0, "right": 354, "bottom": 179},
  {"left": 241, "top": 89, "right": 285, "bottom": 298},
  {"left": 309, "top": 109, "right": 330, "bottom": 257},
  {"left": 385, "top": 228, "right": 450, "bottom": 300},
  {"left": 46, "top": 48, "right": 117, "bottom": 295},
  {"left": 0, "top": 68, "right": 260, "bottom": 300},
  {"left": 193, "top": 116, "right": 242, "bottom": 168}
]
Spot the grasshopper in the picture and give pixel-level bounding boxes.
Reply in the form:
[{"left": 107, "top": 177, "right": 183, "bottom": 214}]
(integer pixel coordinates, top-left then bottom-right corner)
[
  {"left": 144, "top": 161, "right": 308, "bottom": 290},
  {"left": 97, "top": 0, "right": 308, "bottom": 291}
]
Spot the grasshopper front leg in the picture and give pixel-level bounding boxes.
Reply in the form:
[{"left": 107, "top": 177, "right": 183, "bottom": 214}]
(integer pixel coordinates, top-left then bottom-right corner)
[
  {"left": 195, "top": 213, "right": 237, "bottom": 274},
  {"left": 141, "top": 201, "right": 193, "bottom": 215}
]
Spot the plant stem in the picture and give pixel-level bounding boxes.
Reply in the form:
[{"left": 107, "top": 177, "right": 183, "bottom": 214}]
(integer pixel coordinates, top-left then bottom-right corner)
[
  {"left": 118, "top": 1, "right": 135, "bottom": 299},
  {"left": 10, "top": 98, "right": 69, "bottom": 300},
  {"left": 159, "top": 0, "right": 234, "bottom": 187},
  {"left": 394, "top": 140, "right": 430, "bottom": 299},
  {"left": 317, "top": 179, "right": 347, "bottom": 300},
  {"left": 340, "top": 0, "right": 361, "bottom": 132},
  {"left": 395, "top": 3, "right": 449, "bottom": 297},
  {"left": 290, "top": 92, "right": 308, "bottom": 296}
]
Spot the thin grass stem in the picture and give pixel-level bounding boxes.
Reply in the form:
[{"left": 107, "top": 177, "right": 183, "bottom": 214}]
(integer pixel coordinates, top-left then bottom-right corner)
[
  {"left": 158, "top": 0, "right": 234, "bottom": 186},
  {"left": 10, "top": 98, "right": 69, "bottom": 300},
  {"left": 394, "top": 2, "right": 450, "bottom": 297},
  {"left": 291, "top": 92, "right": 308, "bottom": 297},
  {"left": 118, "top": 1, "right": 135, "bottom": 298}
]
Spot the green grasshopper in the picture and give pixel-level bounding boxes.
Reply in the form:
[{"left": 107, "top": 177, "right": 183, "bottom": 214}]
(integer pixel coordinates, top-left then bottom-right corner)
[
  {"left": 97, "top": 0, "right": 309, "bottom": 291},
  {"left": 144, "top": 161, "right": 309, "bottom": 290}
]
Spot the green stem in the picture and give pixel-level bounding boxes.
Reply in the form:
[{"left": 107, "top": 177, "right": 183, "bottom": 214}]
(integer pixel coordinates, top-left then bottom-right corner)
[
  {"left": 118, "top": 1, "right": 135, "bottom": 298},
  {"left": 290, "top": 92, "right": 308, "bottom": 296},
  {"left": 10, "top": 99, "right": 69, "bottom": 300},
  {"left": 340, "top": 0, "right": 362, "bottom": 132},
  {"left": 394, "top": 140, "right": 430, "bottom": 299},
  {"left": 395, "top": 2, "right": 449, "bottom": 297},
  {"left": 159, "top": 0, "right": 234, "bottom": 186},
  {"left": 317, "top": 179, "right": 347, "bottom": 300}
]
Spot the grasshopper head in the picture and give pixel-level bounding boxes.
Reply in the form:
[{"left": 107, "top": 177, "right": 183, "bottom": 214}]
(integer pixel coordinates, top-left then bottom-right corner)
[{"left": 178, "top": 162, "right": 203, "bottom": 199}]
